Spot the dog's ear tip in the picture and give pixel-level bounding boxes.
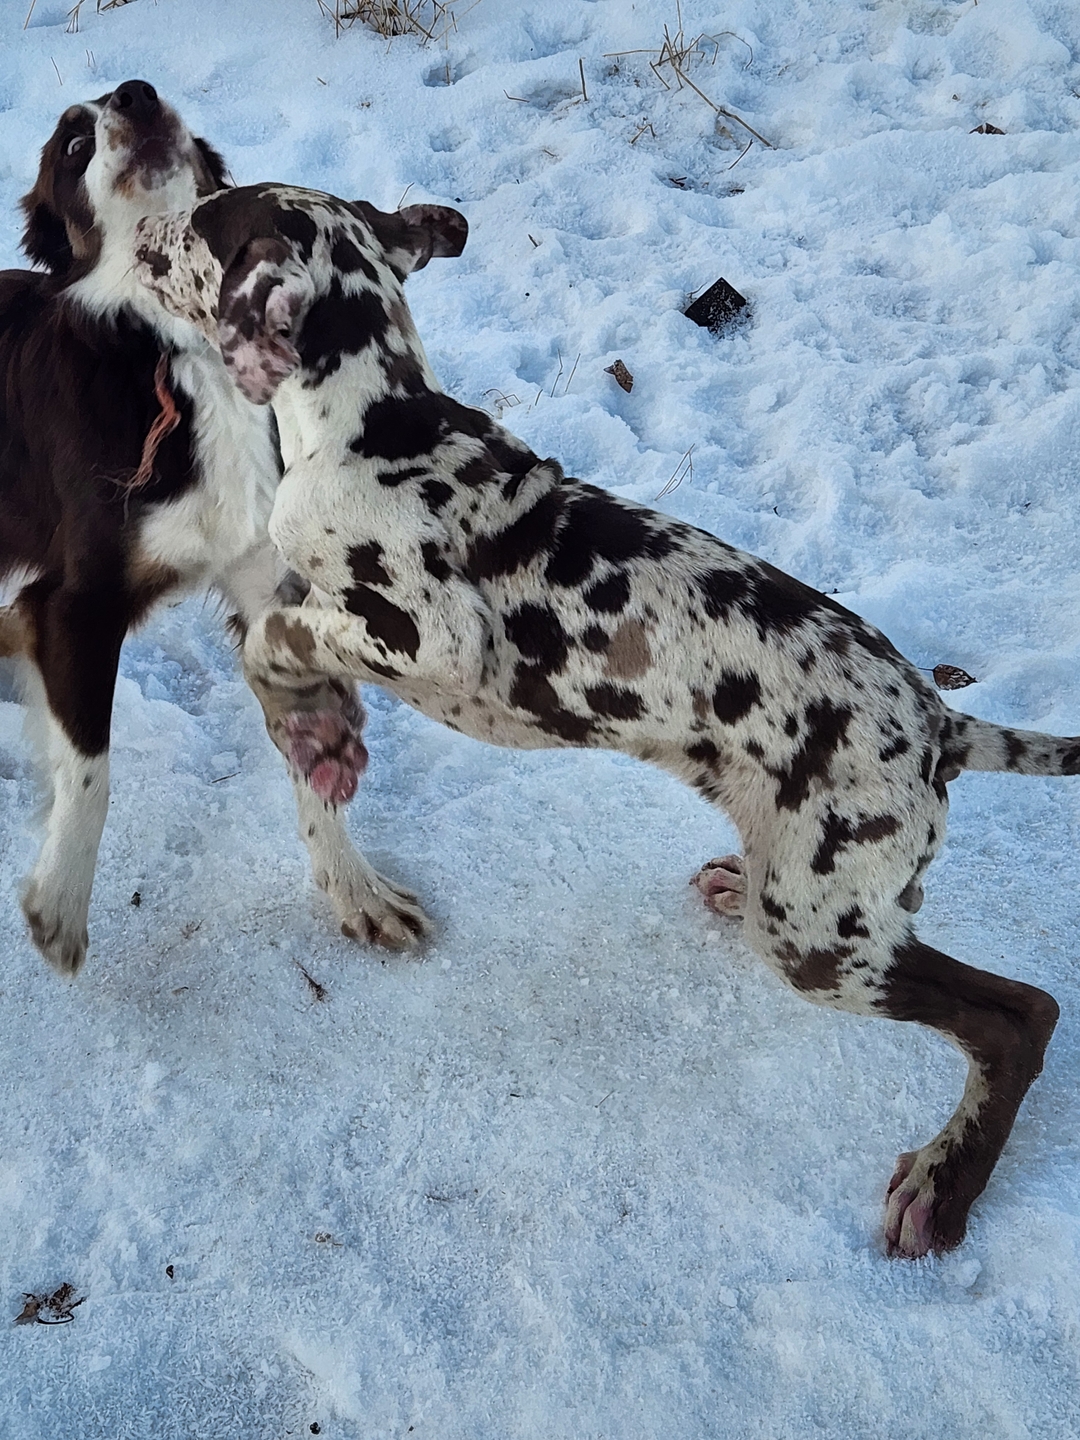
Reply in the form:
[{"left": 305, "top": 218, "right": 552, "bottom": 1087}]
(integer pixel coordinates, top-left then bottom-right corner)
[{"left": 397, "top": 202, "right": 469, "bottom": 261}]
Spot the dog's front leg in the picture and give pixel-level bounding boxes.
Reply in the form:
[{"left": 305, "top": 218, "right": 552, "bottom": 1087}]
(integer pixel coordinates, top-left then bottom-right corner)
[
  {"left": 222, "top": 554, "right": 431, "bottom": 948},
  {"left": 243, "top": 660, "right": 430, "bottom": 947},
  {"left": 241, "top": 583, "right": 490, "bottom": 795}
]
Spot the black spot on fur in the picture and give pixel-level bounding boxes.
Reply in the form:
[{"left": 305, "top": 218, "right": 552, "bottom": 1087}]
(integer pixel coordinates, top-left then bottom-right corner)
[
  {"left": 277, "top": 207, "right": 318, "bottom": 261},
  {"left": 581, "top": 625, "right": 608, "bottom": 652},
  {"left": 811, "top": 810, "right": 852, "bottom": 876},
  {"left": 686, "top": 740, "right": 720, "bottom": 766},
  {"left": 1004, "top": 731, "right": 1028, "bottom": 770},
  {"left": 855, "top": 814, "right": 900, "bottom": 843},
  {"left": 504, "top": 603, "right": 570, "bottom": 673},
  {"left": 837, "top": 905, "right": 871, "bottom": 939},
  {"left": 777, "top": 943, "right": 849, "bottom": 993},
  {"left": 330, "top": 230, "right": 379, "bottom": 282},
  {"left": 711, "top": 670, "right": 762, "bottom": 724},
  {"left": 487, "top": 432, "right": 538, "bottom": 477},
  {"left": 420, "top": 542, "right": 452, "bottom": 581},
  {"left": 771, "top": 697, "right": 853, "bottom": 811},
  {"left": 583, "top": 572, "right": 631, "bottom": 615},
  {"left": 421, "top": 479, "right": 453, "bottom": 512},
  {"left": 697, "top": 566, "right": 751, "bottom": 622},
  {"left": 760, "top": 892, "right": 787, "bottom": 922},
  {"left": 879, "top": 735, "right": 910, "bottom": 763},
  {"left": 465, "top": 489, "right": 564, "bottom": 582},
  {"left": 456, "top": 454, "right": 496, "bottom": 487},
  {"left": 508, "top": 664, "right": 593, "bottom": 743},
  {"left": 299, "top": 281, "right": 388, "bottom": 383},
  {"left": 343, "top": 584, "right": 420, "bottom": 659},
  {"left": 544, "top": 486, "right": 673, "bottom": 589},
  {"left": 742, "top": 562, "right": 823, "bottom": 635},
  {"left": 583, "top": 683, "right": 644, "bottom": 721},
  {"left": 377, "top": 465, "right": 427, "bottom": 487},
  {"left": 347, "top": 541, "right": 390, "bottom": 586},
  {"left": 812, "top": 808, "right": 901, "bottom": 874}
]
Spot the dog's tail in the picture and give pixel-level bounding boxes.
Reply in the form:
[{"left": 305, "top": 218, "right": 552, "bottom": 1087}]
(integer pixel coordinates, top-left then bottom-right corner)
[{"left": 946, "top": 710, "right": 1080, "bottom": 778}]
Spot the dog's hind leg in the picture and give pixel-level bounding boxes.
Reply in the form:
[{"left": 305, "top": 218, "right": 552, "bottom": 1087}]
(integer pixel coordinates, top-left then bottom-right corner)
[
  {"left": 874, "top": 937, "right": 1058, "bottom": 1257},
  {"left": 740, "top": 873, "right": 1058, "bottom": 1257}
]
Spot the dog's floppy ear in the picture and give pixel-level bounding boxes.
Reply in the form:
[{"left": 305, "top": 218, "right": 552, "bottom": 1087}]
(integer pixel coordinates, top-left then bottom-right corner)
[
  {"left": 19, "top": 197, "right": 72, "bottom": 274},
  {"left": 193, "top": 137, "right": 230, "bottom": 195},
  {"left": 217, "top": 237, "right": 315, "bottom": 405},
  {"left": 397, "top": 204, "right": 468, "bottom": 270},
  {"left": 357, "top": 201, "right": 467, "bottom": 278}
]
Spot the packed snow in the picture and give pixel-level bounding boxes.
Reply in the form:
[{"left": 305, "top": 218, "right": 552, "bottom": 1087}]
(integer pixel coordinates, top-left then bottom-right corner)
[{"left": 2, "top": 0, "right": 1080, "bottom": 1434}]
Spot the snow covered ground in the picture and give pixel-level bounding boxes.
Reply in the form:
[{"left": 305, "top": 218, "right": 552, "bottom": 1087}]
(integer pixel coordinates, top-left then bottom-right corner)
[{"left": 2, "top": 0, "right": 1080, "bottom": 1433}]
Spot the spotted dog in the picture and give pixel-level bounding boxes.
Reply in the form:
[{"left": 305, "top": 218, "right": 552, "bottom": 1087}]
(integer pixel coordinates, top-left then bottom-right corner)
[
  {"left": 135, "top": 183, "right": 1079, "bottom": 1258},
  {"left": 1, "top": 92, "right": 428, "bottom": 974}
]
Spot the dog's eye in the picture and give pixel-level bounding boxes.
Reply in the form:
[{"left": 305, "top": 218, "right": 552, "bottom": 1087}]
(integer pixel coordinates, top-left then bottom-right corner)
[{"left": 65, "top": 134, "right": 90, "bottom": 158}]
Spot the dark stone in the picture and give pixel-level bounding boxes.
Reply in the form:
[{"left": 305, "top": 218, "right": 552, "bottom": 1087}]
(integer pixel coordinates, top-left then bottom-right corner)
[{"left": 684, "top": 276, "right": 749, "bottom": 335}]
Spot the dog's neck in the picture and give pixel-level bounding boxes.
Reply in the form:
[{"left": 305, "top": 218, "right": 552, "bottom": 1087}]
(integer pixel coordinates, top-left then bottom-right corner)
[{"left": 281, "top": 294, "right": 446, "bottom": 465}]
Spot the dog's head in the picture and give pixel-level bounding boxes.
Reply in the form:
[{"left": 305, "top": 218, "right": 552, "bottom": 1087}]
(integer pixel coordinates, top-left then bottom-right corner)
[
  {"left": 134, "top": 184, "right": 467, "bottom": 404},
  {"left": 21, "top": 81, "right": 227, "bottom": 283}
]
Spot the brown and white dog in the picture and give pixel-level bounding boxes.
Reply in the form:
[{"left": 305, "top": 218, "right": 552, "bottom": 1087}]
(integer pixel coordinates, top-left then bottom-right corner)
[
  {"left": 0, "top": 86, "right": 428, "bottom": 974},
  {"left": 136, "top": 182, "right": 1078, "bottom": 1257}
]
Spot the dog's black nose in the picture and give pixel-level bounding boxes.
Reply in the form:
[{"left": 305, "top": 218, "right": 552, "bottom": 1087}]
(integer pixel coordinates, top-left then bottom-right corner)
[{"left": 109, "top": 81, "right": 159, "bottom": 121}]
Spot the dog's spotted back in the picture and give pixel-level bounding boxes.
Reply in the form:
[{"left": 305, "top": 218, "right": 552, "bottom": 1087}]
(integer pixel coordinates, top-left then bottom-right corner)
[{"left": 136, "top": 183, "right": 1079, "bottom": 1260}]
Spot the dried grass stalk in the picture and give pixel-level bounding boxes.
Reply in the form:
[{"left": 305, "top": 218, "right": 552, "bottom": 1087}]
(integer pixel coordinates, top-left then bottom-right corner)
[
  {"left": 65, "top": 0, "right": 134, "bottom": 35},
  {"left": 318, "top": 0, "right": 477, "bottom": 44}
]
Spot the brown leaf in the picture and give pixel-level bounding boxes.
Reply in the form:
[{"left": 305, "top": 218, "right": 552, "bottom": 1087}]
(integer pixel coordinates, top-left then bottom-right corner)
[
  {"left": 970, "top": 123, "right": 1005, "bottom": 134},
  {"left": 605, "top": 359, "right": 634, "bottom": 393},
  {"left": 13, "top": 1283, "right": 85, "bottom": 1326},
  {"left": 933, "top": 663, "right": 977, "bottom": 690}
]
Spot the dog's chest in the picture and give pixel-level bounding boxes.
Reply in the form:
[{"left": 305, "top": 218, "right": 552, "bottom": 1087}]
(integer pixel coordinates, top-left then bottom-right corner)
[{"left": 137, "top": 350, "right": 279, "bottom": 578}]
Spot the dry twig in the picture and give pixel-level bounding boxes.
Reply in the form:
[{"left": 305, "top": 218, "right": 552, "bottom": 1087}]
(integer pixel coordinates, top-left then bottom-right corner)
[
  {"left": 656, "top": 445, "right": 694, "bottom": 499},
  {"left": 296, "top": 961, "right": 328, "bottom": 1002},
  {"left": 319, "top": 0, "right": 479, "bottom": 45},
  {"left": 605, "top": 4, "right": 772, "bottom": 148},
  {"left": 66, "top": 0, "right": 134, "bottom": 34}
]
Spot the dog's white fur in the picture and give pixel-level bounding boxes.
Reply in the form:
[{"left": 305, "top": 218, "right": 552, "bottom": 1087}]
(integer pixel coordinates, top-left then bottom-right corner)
[
  {"left": 4, "top": 103, "right": 429, "bottom": 970},
  {"left": 134, "top": 183, "right": 1076, "bottom": 1257}
]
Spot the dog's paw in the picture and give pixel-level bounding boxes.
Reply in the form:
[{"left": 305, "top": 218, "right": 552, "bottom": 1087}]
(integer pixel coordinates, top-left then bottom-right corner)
[
  {"left": 884, "top": 1146, "right": 969, "bottom": 1258},
  {"left": 330, "top": 866, "right": 433, "bottom": 950},
  {"left": 285, "top": 710, "right": 368, "bottom": 806},
  {"left": 21, "top": 881, "right": 88, "bottom": 976},
  {"left": 691, "top": 854, "right": 747, "bottom": 918}
]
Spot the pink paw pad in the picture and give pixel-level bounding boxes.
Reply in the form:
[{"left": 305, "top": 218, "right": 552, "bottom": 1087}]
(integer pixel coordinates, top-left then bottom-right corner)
[
  {"left": 285, "top": 710, "right": 368, "bottom": 805},
  {"left": 691, "top": 854, "right": 747, "bottom": 916},
  {"left": 884, "top": 1151, "right": 936, "bottom": 1258}
]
